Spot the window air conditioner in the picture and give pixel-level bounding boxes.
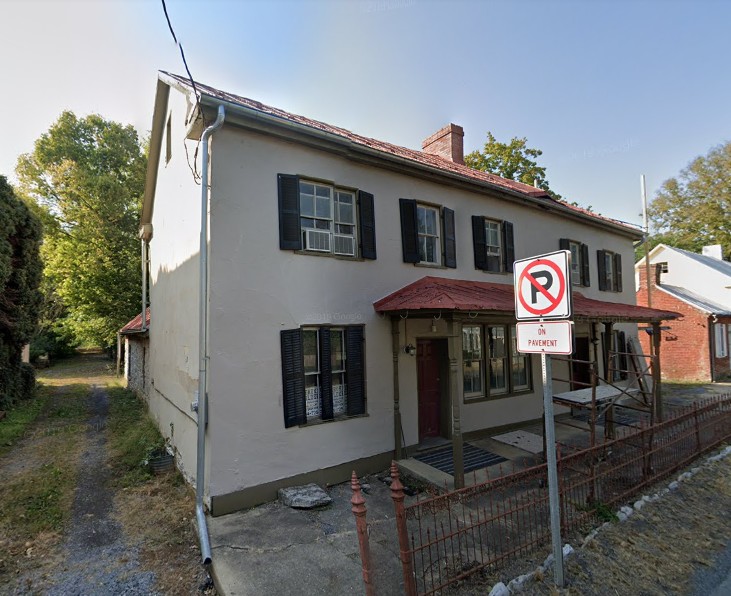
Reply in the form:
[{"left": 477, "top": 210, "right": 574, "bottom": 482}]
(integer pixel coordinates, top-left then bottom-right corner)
[{"left": 305, "top": 229, "right": 331, "bottom": 252}]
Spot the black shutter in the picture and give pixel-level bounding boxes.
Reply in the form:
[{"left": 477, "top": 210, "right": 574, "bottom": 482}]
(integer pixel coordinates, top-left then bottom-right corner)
[
  {"left": 399, "top": 199, "right": 419, "bottom": 263},
  {"left": 319, "top": 330, "right": 333, "bottom": 420},
  {"left": 278, "top": 174, "right": 301, "bottom": 250},
  {"left": 581, "top": 243, "right": 590, "bottom": 287},
  {"left": 502, "top": 221, "right": 515, "bottom": 272},
  {"left": 442, "top": 207, "right": 456, "bottom": 268},
  {"left": 597, "top": 250, "right": 607, "bottom": 291},
  {"left": 618, "top": 331, "right": 628, "bottom": 380},
  {"left": 472, "top": 215, "right": 487, "bottom": 271},
  {"left": 280, "top": 329, "right": 305, "bottom": 428},
  {"left": 614, "top": 253, "right": 623, "bottom": 292},
  {"left": 559, "top": 238, "right": 570, "bottom": 251},
  {"left": 345, "top": 326, "right": 365, "bottom": 416},
  {"left": 357, "top": 190, "right": 377, "bottom": 260}
]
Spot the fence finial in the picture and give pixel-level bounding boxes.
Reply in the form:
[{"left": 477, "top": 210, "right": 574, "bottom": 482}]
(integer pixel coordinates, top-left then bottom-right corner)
[{"left": 351, "top": 471, "right": 374, "bottom": 596}]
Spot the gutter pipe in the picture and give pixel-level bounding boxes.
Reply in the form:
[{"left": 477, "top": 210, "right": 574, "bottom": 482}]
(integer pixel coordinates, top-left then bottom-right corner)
[
  {"left": 192, "top": 92, "right": 641, "bottom": 239},
  {"left": 195, "top": 104, "right": 225, "bottom": 565}
]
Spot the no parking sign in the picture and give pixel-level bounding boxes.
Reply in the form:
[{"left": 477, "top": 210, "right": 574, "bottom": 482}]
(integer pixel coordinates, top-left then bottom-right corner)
[{"left": 514, "top": 250, "right": 572, "bottom": 320}]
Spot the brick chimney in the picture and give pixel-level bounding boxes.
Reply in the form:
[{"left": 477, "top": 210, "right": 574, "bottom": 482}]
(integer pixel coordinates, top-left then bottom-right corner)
[{"left": 422, "top": 124, "right": 464, "bottom": 165}]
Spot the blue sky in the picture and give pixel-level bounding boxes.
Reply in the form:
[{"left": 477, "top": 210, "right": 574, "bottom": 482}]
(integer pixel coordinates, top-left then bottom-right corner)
[{"left": 2, "top": 0, "right": 730, "bottom": 227}]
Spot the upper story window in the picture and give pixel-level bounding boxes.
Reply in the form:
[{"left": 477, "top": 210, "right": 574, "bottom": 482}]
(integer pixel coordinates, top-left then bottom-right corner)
[
  {"left": 399, "top": 199, "right": 456, "bottom": 268},
  {"left": 299, "top": 182, "right": 357, "bottom": 256},
  {"left": 560, "top": 239, "right": 590, "bottom": 286},
  {"left": 277, "top": 174, "right": 377, "bottom": 260},
  {"left": 597, "top": 249, "right": 623, "bottom": 292},
  {"left": 280, "top": 325, "right": 366, "bottom": 427},
  {"left": 471, "top": 216, "right": 514, "bottom": 273},
  {"left": 462, "top": 324, "right": 531, "bottom": 400},
  {"left": 417, "top": 204, "right": 440, "bottom": 264}
]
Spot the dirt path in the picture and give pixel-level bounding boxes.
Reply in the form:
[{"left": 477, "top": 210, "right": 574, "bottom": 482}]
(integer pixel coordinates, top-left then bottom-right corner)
[
  {"left": 0, "top": 354, "right": 212, "bottom": 595},
  {"left": 44, "top": 385, "right": 158, "bottom": 595}
]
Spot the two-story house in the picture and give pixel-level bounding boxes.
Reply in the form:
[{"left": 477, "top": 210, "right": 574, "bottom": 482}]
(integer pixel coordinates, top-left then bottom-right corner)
[{"left": 140, "top": 71, "right": 678, "bottom": 520}]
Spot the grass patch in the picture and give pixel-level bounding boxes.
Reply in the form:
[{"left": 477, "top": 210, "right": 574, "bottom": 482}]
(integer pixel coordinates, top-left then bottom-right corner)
[
  {"left": 107, "top": 386, "right": 166, "bottom": 487},
  {"left": 0, "top": 464, "right": 73, "bottom": 537},
  {"left": 0, "top": 385, "right": 52, "bottom": 457}
]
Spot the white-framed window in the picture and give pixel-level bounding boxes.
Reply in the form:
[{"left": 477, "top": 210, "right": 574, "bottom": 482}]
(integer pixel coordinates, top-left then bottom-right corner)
[
  {"left": 462, "top": 324, "right": 532, "bottom": 399},
  {"left": 417, "top": 204, "right": 440, "bottom": 264},
  {"left": 604, "top": 251, "right": 615, "bottom": 290},
  {"left": 485, "top": 219, "right": 502, "bottom": 272},
  {"left": 715, "top": 323, "right": 728, "bottom": 358},
  {"left": 302, "top": 327, "right": 348, "bottom": 421},
  {"left": 569, "top": 241, "right": 582, "bottom": 286},
  {"left": 598, "top": 249, "right": 622, "bottom": 292},
  {"left": 462, "top": 326, "right": 484, "bottom": 398},
  {"left": 300, "top": 181, "right": 356, "bottom": 256}
]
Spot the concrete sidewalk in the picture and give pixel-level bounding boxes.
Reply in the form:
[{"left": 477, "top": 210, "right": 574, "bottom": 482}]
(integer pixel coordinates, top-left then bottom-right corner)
[{"left": 208, "top": 473, "right": 405, "bottom": 595}]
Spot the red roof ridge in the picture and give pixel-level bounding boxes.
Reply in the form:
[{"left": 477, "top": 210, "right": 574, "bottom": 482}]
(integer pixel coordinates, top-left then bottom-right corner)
[{"left": 160, "top": 71, "right": 640, "bottom": 234}]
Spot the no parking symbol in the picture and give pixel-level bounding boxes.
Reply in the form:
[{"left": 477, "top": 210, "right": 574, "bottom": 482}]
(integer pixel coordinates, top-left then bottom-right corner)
[{"left": 514, "top": 251, "right": 572, "bottom": 320}]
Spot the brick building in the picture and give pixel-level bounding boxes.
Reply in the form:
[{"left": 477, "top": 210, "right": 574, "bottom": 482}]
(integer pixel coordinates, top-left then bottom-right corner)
[{"left": 636, "top": 244, "right": 731, "bottom": 382}]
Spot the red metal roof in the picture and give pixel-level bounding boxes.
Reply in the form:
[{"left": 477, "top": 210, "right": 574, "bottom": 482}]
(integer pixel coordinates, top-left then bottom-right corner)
[
  {"left": 120, "top": 308, "right": 150, "bottom": 334},
  {"left": 374, "top": 277, "right": 679, "bottom": 322},
  {"left": 160, "top": 71, "right": 640, "bottom": 235}
]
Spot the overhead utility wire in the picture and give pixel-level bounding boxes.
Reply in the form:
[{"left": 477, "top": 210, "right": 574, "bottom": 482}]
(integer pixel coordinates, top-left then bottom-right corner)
[{"left": 161, "top": 0, "right": 205, "bottom": 183}]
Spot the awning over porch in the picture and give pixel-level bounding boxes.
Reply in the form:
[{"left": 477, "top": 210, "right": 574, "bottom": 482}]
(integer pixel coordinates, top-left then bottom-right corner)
[{"left": 373, "top": 276, "right": 680, "bottom": 323}]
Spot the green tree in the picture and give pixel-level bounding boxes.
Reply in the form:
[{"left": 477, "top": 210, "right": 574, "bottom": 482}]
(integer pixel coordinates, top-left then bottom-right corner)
[
  {"left": 16, "top": 111, "right": 146, "bottom": 347},
  {"left": 465, "top": 132, "right": 561, "bottom": 198},
  {"left": 0, "top": 176, "right": 43, "bottom": 408},
  {"left": 648, "top": 141, "right": 731, "bottom": 258}
]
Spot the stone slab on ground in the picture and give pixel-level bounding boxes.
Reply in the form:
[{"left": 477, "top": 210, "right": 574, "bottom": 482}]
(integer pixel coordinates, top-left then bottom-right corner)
[
  {"left": 492, "top": 430, "right": 545, "bottom": 454},
  {"left": 278, "top": 483, "right": 333, "bottom": 509}
]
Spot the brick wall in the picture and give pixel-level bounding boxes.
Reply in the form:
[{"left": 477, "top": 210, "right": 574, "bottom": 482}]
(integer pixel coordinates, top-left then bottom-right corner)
[{"left": 636, "top": 266, "right": 712, "bottom": 382}]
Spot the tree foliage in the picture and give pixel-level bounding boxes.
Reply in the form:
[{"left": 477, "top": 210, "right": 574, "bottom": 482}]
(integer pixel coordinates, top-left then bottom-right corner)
[
  {"left": 0, "top": 176, "right": 42, "bottom": 408},
  {"left": 465, "top": 132, "right": 561, "bottom": 198},
  {"left": 648, "top": 141, "right": 731, "bottom": 258},
  {"left": 16, "top": 112, "right": 147, "bottom": 347}
]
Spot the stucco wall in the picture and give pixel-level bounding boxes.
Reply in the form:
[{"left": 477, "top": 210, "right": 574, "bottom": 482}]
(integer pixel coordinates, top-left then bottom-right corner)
[
  {"left": 148, "top": 90, "right": 207, "bottom": 487},
  {"left": 203, "top": 123, "right": 639, "bottom": 500},
  {"left": 124, "top": 335, "right": 150, "bottom": 396}
]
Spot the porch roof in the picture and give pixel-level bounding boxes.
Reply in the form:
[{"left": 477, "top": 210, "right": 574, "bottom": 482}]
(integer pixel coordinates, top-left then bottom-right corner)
[{"left": 373, "top": 276, "right": 680, "bottom": 323}]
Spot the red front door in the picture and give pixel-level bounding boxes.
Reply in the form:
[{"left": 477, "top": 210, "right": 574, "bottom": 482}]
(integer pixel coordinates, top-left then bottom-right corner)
[{"left": 417, "top": 339, "right": 443, "bottom": 440}]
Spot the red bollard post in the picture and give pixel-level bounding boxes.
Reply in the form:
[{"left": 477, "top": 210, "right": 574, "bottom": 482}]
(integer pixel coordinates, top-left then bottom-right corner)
[
  {"left": 390, "top": 461, "right": 417, "bottom": 596},
  {"left": 351, "top": 471, "right": 375, "bottom": 596}
]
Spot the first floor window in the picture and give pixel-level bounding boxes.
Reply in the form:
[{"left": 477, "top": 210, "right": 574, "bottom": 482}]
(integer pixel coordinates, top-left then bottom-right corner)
[
  {"left": 715, "top": 324, "right": 728, "bottom": 358},
  {"left": 462, "top": 324, "right": 532, "bottom": 398},
  {"left": 281, "top": 325, "right": 365, "bottom": 427}
]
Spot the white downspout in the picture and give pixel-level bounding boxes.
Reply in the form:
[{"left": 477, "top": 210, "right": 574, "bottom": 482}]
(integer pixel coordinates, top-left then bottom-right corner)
[{"left": 195, "top": 104, "right": 225, "bottom": 565}]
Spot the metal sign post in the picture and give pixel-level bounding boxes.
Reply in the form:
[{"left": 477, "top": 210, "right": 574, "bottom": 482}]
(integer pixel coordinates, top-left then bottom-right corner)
[
  {"left": 514, "top": 250, "right": 572, "bottom": 588},
  {"left": 541, "top": 353, "right": 564, "bottom": 587}
]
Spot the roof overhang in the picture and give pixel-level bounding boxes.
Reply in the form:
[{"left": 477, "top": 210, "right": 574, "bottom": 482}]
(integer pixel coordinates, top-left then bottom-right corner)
[
  {"left": 141, "top": 72, "right": 643, "bottom": 241},
  {"left": 374, "top": 276, "right": 680, "bottom": 324}
]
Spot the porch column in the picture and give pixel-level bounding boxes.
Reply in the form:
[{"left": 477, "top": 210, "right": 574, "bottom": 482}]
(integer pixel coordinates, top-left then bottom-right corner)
[
  {"left": 652, "top": 321, "right": 663, "bottom": 421},
  {"left": 392, "top": 317, "right": 403, "bottom": 459},
  {"left": 447, "top": 319, "right": 464, "bottom": 489},
  {"left": 602, "top": 321, "right": 614, "bottom": 379}
]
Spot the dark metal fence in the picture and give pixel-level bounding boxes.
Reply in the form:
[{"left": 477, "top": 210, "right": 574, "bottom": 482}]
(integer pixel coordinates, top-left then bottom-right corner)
[{"left": 386, "top": 395, "right": 731, "bottom": 595}]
